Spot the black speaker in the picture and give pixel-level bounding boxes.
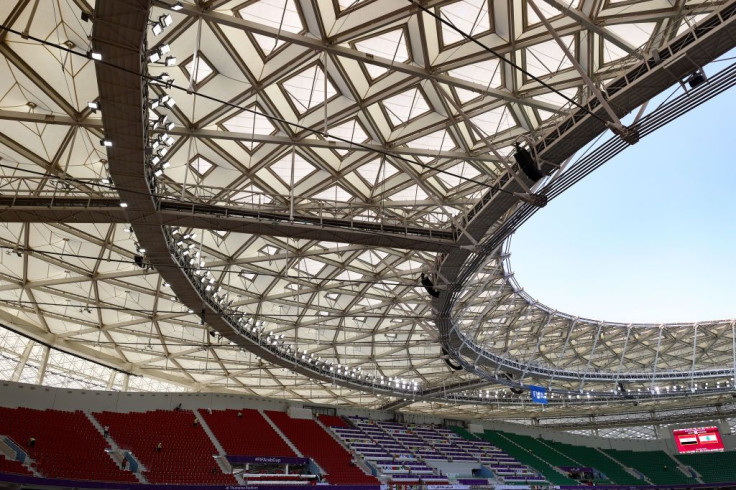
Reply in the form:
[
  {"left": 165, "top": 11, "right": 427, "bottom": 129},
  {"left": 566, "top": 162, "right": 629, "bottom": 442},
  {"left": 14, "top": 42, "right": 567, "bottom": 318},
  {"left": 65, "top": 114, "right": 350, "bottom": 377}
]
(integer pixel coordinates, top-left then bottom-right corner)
[
  {"left": 514, "top": 144, "right": 544, "bottom": 182},
  {"left": 687, "top": 71, "right": 705, "bottom": 89},
  {"left": 421, "top": 273, "right": 440, "bottom": 298},
  {"left": 441, "top": 347, "right": 463, "bottom": 371},
  {"left": 499, "top": 372, "right": 525, "bottom": 394}
]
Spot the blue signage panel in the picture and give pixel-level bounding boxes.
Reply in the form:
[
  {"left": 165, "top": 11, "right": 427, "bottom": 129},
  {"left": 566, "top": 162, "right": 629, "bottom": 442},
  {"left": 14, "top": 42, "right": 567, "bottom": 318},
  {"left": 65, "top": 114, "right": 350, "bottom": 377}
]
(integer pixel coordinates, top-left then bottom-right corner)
[{"left": 530, "top": 385, "right": 548, "bottom": 404}]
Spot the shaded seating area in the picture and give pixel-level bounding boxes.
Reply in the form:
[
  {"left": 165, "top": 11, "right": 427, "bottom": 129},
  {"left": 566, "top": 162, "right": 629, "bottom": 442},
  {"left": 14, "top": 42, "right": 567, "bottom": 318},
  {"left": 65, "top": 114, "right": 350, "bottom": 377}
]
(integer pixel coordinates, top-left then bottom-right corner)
[
  {"left": 0, "top": 455, "right": 33, "bottom": 476},
  {"left": 94, "top": 409, "right": 235, "bottom": 485},
  {"left": 677, "top": 451, "right": 736, "bottom": 482},
  {"left": 266, "top": 411, "right": 378, "bottom": 485},
  {"left": 0, "top": 407, "right": 136, "bottom": 483},
  {"left": 200, "top": 408, "right": 295, "bottom": 457},
  {"left": 604, "top": 448, "right": 696, "bottom": 486}
]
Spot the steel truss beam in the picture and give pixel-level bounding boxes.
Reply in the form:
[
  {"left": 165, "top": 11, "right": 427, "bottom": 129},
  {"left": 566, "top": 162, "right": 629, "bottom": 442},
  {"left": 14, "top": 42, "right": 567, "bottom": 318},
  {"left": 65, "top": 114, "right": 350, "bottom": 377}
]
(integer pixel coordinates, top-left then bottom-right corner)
[
  {"left": 0, "top": 197, "right": 455, "bottom": 252},
  {"left": 0, "top": 110, "right": 503, "bottom": 163}
]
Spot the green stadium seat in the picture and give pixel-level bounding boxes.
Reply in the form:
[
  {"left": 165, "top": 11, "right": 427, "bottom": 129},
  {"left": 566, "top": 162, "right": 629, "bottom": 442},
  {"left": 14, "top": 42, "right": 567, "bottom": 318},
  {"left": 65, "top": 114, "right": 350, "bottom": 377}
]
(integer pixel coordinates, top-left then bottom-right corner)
[
  {"left": 676, "top": 451, "right": 736, "bottom": 483},
  {"left": 604, "top": 448, "right": 696, "bottom": 486}
]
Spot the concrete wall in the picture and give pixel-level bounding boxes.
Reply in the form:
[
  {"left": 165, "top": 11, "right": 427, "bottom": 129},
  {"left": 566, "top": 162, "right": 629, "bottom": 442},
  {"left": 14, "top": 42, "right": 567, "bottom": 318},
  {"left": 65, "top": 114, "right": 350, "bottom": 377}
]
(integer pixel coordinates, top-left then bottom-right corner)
[{"left": 0, "top": 381, "right": 389, "bottom": 420}]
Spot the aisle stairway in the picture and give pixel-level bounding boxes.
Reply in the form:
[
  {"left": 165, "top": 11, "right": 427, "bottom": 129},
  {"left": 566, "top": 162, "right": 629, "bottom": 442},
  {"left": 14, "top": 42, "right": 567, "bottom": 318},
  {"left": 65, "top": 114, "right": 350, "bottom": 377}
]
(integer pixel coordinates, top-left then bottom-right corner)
[
  {"left": 677, "top": 451, "right": 736, "bottom": 482},
  {"left": 0, "top": 407, "right": 137, "bottom": 483},
  {"left": 604, "top": 448, "right": 696, "bottom": 486},
  {"left": 85, "top": 411, "right": 147, "bottom": 483},
  {"left": 200, "top": 408, "right": 296, "bottom": 457},
  {"left": 266, "top": 411, "right": 378, "bottom": 485},
  {"left": 95, "top": 409, "right": 236, "bottom": 485},
  {"left": 539, "top": 438, "right": 642, "bottom": 485},
  {"left": 261, "top": 410, "right": 304, "bottom": 457},
  {"left": 480, "top": 431, "right": 579, "bottom": 486},
  {"left": 0, "top": 436, "right": 41, "bottom": 477},
  {"left": 316, "top": 417, "right": 375, "bottom": 477},
  {"left": 0, "top": 454, "right": 33, "bottom": 476}
]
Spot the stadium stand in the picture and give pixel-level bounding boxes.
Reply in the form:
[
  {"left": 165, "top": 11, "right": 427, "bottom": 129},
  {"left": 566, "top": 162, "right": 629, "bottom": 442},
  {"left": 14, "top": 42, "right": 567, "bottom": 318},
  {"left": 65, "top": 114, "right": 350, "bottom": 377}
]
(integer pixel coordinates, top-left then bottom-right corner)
[
  {"left": 497, "top": 432, "right": 578, "bottom": 468},
  {"left": 326, "top": 416, "right": 546, "bottom": 486},
  {"left": 0, "top": 407, "right": 137, "bottom": 482},
  {"left": 94, "top": 409, "right": 236, "bottom": 485},
  {"left": 677, "top": 451, "right": 736, "bottom": 482},
  {"left": 538, "top": 438, "right": 643, "bottom": 485},
  {"left": 603, "top": 448, "right": 697, "bottom": 486},
  {"left": 0, "top": 454, "right": 33, "bottom": 476},
  {"left": 200, "top": 408, "right": 295, "bottom": 457},
  {"left": 318, "top": 414, "right": 352, "bottom": 429},
  {"left": 477, "top": 430, "right": 579, "bottom": 485},
  {"left": 4, "top": 403, "right": 736, "bottom": 488},
  {"left": 441, "top": 427, "right": 545, "bottom": 485},
  {"left": 266, "top": 411, "right": 378, "bottom": 485},
  {"left": 448, "top": 426, "right": 478, "bottom": 440}
]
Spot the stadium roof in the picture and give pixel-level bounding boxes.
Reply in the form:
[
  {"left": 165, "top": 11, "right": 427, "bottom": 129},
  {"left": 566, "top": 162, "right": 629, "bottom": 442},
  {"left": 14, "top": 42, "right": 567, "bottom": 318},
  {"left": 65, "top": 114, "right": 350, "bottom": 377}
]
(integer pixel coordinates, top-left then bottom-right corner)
[{"left": 0, "top": 0, "right": 734, "bottom": 421}]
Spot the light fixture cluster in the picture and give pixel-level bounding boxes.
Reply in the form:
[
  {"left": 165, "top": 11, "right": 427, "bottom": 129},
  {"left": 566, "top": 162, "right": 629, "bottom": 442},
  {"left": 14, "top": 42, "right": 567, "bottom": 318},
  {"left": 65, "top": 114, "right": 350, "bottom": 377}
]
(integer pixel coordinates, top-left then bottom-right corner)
[
  {"left": 148, "top": 43, "right": 176, "bottom": 66},
  {"left": 150, "top": 14, "right": 173, "bottom": 37},
  {"left": 161, "top": 224, "right": 423, "bottom": 396},
  {"left": 613, "top": 379, "right": 735, "bottom": 395},
  {"left": 144, "top": 15, "right": 179, "bottom": 188},
  {"left": 151, "top": 95, "right": 176, "bottom": 110},
  {"left": 454, "top": 377, "right": 736, "bottom": 406}
]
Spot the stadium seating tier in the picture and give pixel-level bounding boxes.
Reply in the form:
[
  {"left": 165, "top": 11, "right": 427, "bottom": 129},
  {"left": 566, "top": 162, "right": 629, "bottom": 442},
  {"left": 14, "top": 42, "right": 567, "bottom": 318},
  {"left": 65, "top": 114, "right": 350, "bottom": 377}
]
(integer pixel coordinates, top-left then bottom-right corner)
[
  {"left": 266, "top": 411, "right": 378, "bottom": 485},
  {"left": 604, "top": 448, "right": 697, "bottom": 486},
  {"left": 0, "top": 407, "right": 136, "bottom": 483},
  {"left": 94, "top": 409, "right": 235, "bottom": 485},
  {"left": 677, "top": 451, "right": 736, "bottom": 482},
  {"left": 0, "top": 454, "right": 33, "bottom": 476},
  {"left": 200, "top": 408, "right": 295, "bottom": 457}
]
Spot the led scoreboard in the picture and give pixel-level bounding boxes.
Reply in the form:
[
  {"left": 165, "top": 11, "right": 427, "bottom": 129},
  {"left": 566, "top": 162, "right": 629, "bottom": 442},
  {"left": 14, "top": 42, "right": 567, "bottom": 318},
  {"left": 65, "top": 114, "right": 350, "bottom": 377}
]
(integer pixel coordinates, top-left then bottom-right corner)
[{"left": 673, "top": 426, "right": 725, "bottom": 454}]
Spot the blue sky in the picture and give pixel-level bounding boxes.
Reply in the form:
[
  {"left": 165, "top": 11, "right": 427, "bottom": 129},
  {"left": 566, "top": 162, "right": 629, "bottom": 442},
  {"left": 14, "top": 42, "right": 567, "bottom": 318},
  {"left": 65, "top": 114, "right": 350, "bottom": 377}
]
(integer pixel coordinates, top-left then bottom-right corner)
[{"left": 509, "top": 61, "right": 736, "bottom": 324}]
